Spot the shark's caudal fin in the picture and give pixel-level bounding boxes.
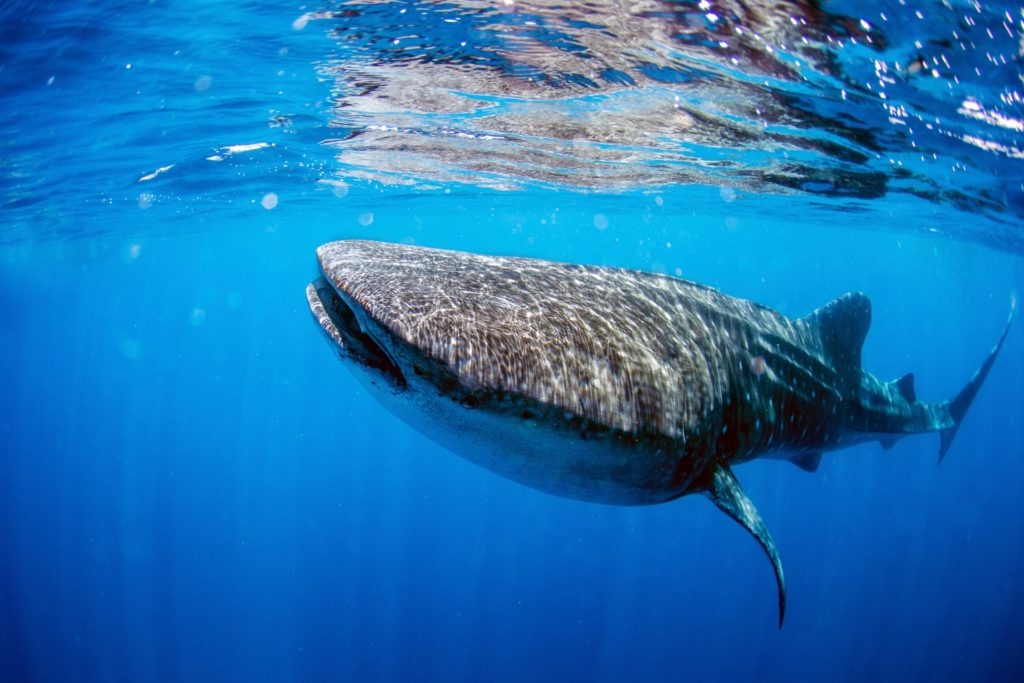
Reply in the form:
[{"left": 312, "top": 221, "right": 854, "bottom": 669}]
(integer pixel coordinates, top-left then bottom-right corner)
[
  {"left": 938, "top": 300, "right": 1017, "bottom": 462},
  {"left": 702, "top": 462, "right": 786, "bottom": 628}
]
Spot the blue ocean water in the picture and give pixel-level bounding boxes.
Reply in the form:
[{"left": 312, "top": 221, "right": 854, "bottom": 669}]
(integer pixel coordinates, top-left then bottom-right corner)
[{"left": 2, "top": 1, "right": 1023, "bottom": 681}]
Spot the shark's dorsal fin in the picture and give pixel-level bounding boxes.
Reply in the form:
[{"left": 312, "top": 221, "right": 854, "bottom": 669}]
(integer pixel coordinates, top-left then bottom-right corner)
[
  {"left": 790, "top": 451, "right": 823, "bottom": 472},
  {"left": 806, "top": 292, "right": 871, "bottom": 372},
  {"left": 893, "top": 372, "right": 916, "bottom": 403},
  {"left": 702, "top": 462, "right": 786, "bottom": 627}
]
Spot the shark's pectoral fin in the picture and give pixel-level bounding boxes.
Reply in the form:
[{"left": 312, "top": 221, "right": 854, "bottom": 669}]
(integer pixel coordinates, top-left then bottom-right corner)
[
  {"left": 701, "top": 461, "right": 786, "bottom": 627},
  {"left": 789, "top": 451, "right": 823, "bottom": 472}
]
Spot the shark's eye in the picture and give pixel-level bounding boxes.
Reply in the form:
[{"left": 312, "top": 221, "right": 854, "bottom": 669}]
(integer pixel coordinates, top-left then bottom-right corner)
[{"left": 460, "top": 395, "right": 480, "bottom": 409}]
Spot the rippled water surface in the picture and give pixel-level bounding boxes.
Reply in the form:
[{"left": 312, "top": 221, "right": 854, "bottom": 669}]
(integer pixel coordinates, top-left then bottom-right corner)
[
  {"left": 2, "top": 2, "right": 1024, "bottom": 682},
  {"left": 2, "top": 0, "right": 1024, "bottom": 248}
]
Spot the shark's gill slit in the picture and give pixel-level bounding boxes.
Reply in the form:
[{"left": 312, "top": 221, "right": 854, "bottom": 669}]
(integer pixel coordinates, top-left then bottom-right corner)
[{"left": 312, "top": 277, "right": 406, "bottom": 389}]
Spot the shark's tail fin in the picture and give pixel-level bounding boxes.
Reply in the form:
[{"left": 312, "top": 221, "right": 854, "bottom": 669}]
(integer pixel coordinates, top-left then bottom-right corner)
[{"left": 938, "top": 298, "right": 1016, "bottom": 462}]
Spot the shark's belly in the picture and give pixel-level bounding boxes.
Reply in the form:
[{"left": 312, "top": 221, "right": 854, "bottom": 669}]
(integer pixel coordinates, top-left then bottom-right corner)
[{"left": 364, "top": 380, "right": 690, "bottom": 505}]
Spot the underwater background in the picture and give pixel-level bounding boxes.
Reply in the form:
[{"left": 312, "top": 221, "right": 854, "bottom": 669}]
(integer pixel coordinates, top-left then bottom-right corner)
[{"left": 2, "top": 1, "right": 1023, "bottom": 680}]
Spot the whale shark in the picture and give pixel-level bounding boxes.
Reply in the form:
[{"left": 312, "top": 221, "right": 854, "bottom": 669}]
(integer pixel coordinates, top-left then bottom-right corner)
[{"left": 306, "top": 240, "right": 1014, "bottom": 626}]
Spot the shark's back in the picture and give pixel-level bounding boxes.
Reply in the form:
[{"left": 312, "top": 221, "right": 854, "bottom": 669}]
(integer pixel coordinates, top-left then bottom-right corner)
[{"left": 319, "top": 240, "right": 829, "bottom": 442}]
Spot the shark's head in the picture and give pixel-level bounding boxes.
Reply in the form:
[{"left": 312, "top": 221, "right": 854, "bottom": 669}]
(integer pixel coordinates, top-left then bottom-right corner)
[{"left": 305, "top": 239, "right": 487, "bottom": 405}]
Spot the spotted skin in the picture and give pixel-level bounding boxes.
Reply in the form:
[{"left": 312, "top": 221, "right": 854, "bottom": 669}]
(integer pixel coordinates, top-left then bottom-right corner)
[{"left": 308, "top": 240, "right": 1014, "bottom": 626}]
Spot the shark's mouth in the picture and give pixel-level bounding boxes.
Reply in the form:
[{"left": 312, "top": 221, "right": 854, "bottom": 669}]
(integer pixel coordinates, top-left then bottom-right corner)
[{"left": 306, "top": 277, "right": 407, "bottom": 390}]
